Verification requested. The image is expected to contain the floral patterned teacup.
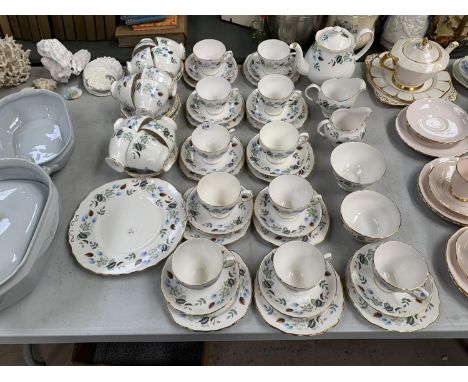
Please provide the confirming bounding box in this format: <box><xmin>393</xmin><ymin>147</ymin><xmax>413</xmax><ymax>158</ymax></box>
<box><xmin>268</xmin><ymin>175</ymin><xmax>322</xmax><ymax>220</ymax></box>
<box><xmin>113</xmin><ymin>115</ymin><xmax>152</xmax><ymax>132</ymax></box>
<box><xmin>140</xmin><ymin>116</ymin><xmax>177</xmax><ymax>153</ymax></box>
<box><xmin>196</xmin><ymin>172</ymin><xmax>253</xmax><ymax>219</ymax></box>
<box><xmin>127</xmin><ymin>47</ymin><xmax>153</xmax><ymax>75</ymax></box>
<box><xmin>193</xmin><ymin>39</ymin><xmax>233</xmax><ymax>76</ymax></box>
<box><xmin>141</xmin><ymin>67</ymin><xmax>177</xmax><ymax>98</ymax></box>
<box><xmin>259</xmin><ymin>121</ymin><xmax>309</xmax><ymax>164</ymax></box>
<box><xmin>257</xmin><ymin>74</ymin><xmax>301</xmax><ymax>116</ymax></box>
<box><xmin>151</xmin><ymin>45</ymin><xmax>182</xmax><ymax>78</ymax></box>
<box><xmin>171</xmin><ymin>238</ymin><xmax>236</xmax><ymax>289</ymax></box>
<box><xmin>133</xmin><ymin>79</ymin><xmax>170</xmax><ymax>118</ymax></box>
<box><xmin>125</xmin><ymin>130</ymin><xmax>170</xmax><ymax>174</ymax></box>
<box><xmin>106</xmin><ymin>126</ymin><xmax>138</xmax><ymax>173</ymax></box>
<box><xmin>190</xmin><ymin>122</ymin><xmax>235</xmax><ymax>164</ymax></box>
<box><xmin>257</xmin><ymin>39</ymin><xmax>296</xmax><ymax>75</ymax></box>
<box><xmin>195</xmin><ymin>76</ymin><xmax>239</xmax><ymax>115</ymax></box>
<box><xmin>156</xmin><ymin>36</ymin><xmax>186</xmax><ymax>60</ymax></box>
<box><xmin>304</xmin><ymin>77</ymin><xmax>366</xmax><ymax>117</ymax></box>
<box><xmin>110</xmin><ymin>73</ymin><xmax>141</xmax><ymax>112</ymax></box>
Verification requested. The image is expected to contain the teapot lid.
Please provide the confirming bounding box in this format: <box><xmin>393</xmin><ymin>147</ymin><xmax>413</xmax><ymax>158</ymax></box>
<box><xmin>401</xmin><ymin>37</ymin><xmax>442</xmax><ymax>64</ymax></box>
<box><xmin>316</xmin><ymin>26</ymin><xmax>354</xmax><ymax>51</ymax></box>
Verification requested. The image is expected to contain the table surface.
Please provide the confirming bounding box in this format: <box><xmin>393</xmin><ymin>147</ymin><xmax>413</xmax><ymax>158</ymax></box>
<box><xmin>0</xmin><ymin>63</ymin><xmax>467</xmax><ymax>344</ymax></box>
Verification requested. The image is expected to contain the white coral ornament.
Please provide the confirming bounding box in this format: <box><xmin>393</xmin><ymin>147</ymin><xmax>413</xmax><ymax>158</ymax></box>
<box><xmin>0</xmin><ymin>36</ymin><xmax>31</xmax><ymax>87</ymax></box>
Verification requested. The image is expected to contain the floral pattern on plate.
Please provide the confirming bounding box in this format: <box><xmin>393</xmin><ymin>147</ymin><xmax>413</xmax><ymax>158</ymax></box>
<box><xmin>184</xmin><ymin>53</ymin><xmax>239</xmax><ymax>84</ymax></box>
<box><xmin>254</xmin><ymin>268</ymin><xmax>344</xmax><ymax>336</ymax></box>
<box><xmin>254</xmin><ymin>187</ymin><xmax>322</xmax><ymax>238</ymax></box>
<box><xmin>246</xmin><ymin>90</ymin><xmax>307</xmax><ymax>130</ymax></box>
<box><xmin>167</xmin><ymin>251</ymin><xmax>252</xmax><ymax>332</ymax></box>
<box><xmin>183</xmin><ymin>220</ymin><xmax>251</xmax><ymax>245</ymax></box>
<box><xmin>346</xmin><ymin>263</ymin><xmax>440</xmax><ymax>332</ymax></box>
<box><xmin>161</xmin><ymin>254</ymin><xmax>239</xmax><ymax>315</ymax></box>
<box><xmin>68</xmin><ymin>178</ymin><xmax>186</xmax><ymax>275</ymax></box>
<box><xmin>253</xmin><ymin>198</ymin><xmax>329</xmax><ymax>246</ymax></box>
<box><xmin>186</xmin><ymin>187</ymin><xmax>253</xmax><ymax>235</ymax></box>
<box><xmin>350</xmin><ymin>244</ymin><xmax>433</xmax><ymax>317</ymax></box>
<box><xmin>243</xmin><ymin>53</ymin><xmax>300</xmax><ymax>87</ymax></box>
<box><xmin>258</xmin><ymin>250</ymin><xmax>336</xmax><ymax>318</ymax></box>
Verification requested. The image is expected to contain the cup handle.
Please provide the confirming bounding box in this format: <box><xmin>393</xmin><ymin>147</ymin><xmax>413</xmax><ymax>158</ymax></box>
<box><xmin>317</xmin><ymin>120</ymin><xmax>329</xmax><ymax>137</ymax></box>
<box><xmin>223</xmin><ymin>251</ymin><xmax>237</xmax><ymax>268</ymax></box>
<box><xmin>113</xmin><ymin>118</ymin><xmax>125</xmax><ymax>131</ymax></box>
<box><xmin>355</xmin><ymin>28</ymin><xmax>375</xmax><ymax>61</ymax></box>
<box><xmin>408</xmin><ymin>286</ymin><xmax>431</xmax><ymax>301</ymax></box>
<box><xmin>311</xmin><ymin>193</ymin><xmax>323</xmax><ymax>205</ymax></box>
<box><xmin>287</xmin><ymin>90</ymin><xmax>302</xmax><ymax>106</ymax></box>
<box><xmin>229</xmin><ymin>87</ymin><xmax>240</xmax><ymax>103</ymax></box>
<box><xmin>239</xmin><ymin>189</ymin><xmax>253</xmax><ymax>202</ymax></box>
<box><xmin>297</xmin><ymin>132</ymin><xmax>309</xmax><ymax>146</ymax></box>
<box><xmin>304</xmin><ymin>84</ymin><xmax>321</xmax><ymax>103</ymax></box>
<box><xmin>228</xmin><ymin>128</ymin><xmax>236</xmax><ymax>137</ymax></box>
<box><xmin>222</xmin><ymin>50</ymin><xmax>234</xmax><ymax>66</ymax></box>
<box><xmin>323</xmin><ymin>252</ymin><xmax>332</xmax><ymax>262</ymax></box>
<box><xmin>379</xmin><ymin>51</ymin><xmax>398</xmax><ymax>73</ymax></box>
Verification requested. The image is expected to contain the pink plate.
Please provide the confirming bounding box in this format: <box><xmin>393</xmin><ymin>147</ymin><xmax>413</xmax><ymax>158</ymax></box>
<box><xmin>455</xmin><ymin>229</ymin><xmax>468</xmax><ymax>277</ymax></box>
<box><xmin>446</xmin><ymin>228</ymin><xmax>468</xmax><ymax>298</ymax></box>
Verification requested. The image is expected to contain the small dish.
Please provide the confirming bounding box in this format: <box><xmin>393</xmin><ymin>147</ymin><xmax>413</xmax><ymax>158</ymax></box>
<box><xmin>161</xmin><ymin>252</ymin><xmax>239</xmax><ymax>315</ymax></box>
<box><xmin>183</xmin><ymin>220</ymin><xmax>250</xmax><ymax>245</ymax></box>
<box><xmin>185</xmin><ymin>187</ymin><xmax>252</xmax><ymax>235</ymax></box>
<box><xmin>83</xmin><ymin>57</ymin><xmax>124</xmax><ymax>97</ymax></box>
<box><xmin>184</xmin><ymin>53</ymin><xmax>238</xmax><ymax>85</ymax></box>
<box><xmin>455</xmin><ymin>229</ymin><xmax>468</xmax><ymax>277</ymax></box>
<box><xmin>243</xmin><ymin>52</ymin><xmax>300</xmax><ymax>87</ymax></box>
<box><xmin>446</xmin><ymin>228</ymin><xmax>468</xmax><ymax>298</ymax></box>
<box><xmin>330</xmin><ymin>142</ymin><xmax>386</xmax><ymax>192</ymax></box>
<box><xmin>406</xmin><ymin>98</ymin><xmax>468</xmax><ymax>144</ymax></box>
<box><xmin>167</xmin><ymin>251</ymin><xmax>252</xmax><ymax>332</ymax></box>
<box><xmin>254</xmin><ymin>187</ymin><xmax>322</xmax><ymax>238</ymax></box>
<box><xmin>341</xmin><ymin>190</ymin><xmax>401</xmax><ymax>243</ymax></box>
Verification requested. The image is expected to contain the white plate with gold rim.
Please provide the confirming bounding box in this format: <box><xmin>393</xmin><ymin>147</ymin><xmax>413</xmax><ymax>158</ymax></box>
<box><xmin>446</xmin><ymin>228</ymin><xmax>468</xmax><ymax>298</ymax></box>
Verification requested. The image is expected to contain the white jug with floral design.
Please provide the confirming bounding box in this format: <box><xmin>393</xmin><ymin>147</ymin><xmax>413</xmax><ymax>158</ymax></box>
<box><xmin>290</xmin><ymin>26</ymin><xmax>374</xmax><ymax>84</ymax></box>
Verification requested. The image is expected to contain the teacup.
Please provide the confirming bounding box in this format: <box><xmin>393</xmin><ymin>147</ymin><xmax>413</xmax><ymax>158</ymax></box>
<box><xmin>151</xmin><ymin>45</ymin><xmax>182</xmax><ymax>78</ymax></box>
<box><xmin>190</xmin><ymin>122</ymin><xmax>235</xmax><ymax>164</ymax></box>
<box><xmin>113</xmin><ymin>116</ymin><xmax>152</xmax><ymax>132</ymax></box>
<box><xmin>450</xmin><ymin>157</ymin><xmax>468</xmax><ymax>202</ymax></box>
<box><xmin>268</xmin><ymin>175</ymin><xmax>321</xmax><ymax>220</ymax></box>
<box><xmin>373</xmin><ymin>241</ymin><xmax>430</xmax><ymax>300</ymax></box>
<box><xmin>193</xmin><ymin>39</ymin><xmax>233</xmax><ymax>75</ymax></box>
<box><xmin>455</xmin><ymin>229</ymin><xmax>468</xmax><ymax>276</ymax></box>
<box><xmin>133</xmin><ymin>79</ymin><xmax>170</xmax><ymax>118</ymax></box>
<box><xmin>106</xmin><ymin>126</ymin><xmax>138</xmax><ymax>173</ymax></box>
<box><xmin>195</xmin><ymin>76</ymin><xmax>239</xmax><ymax>115</ymax></box>
<box><xmin>305</xmin><ymin>78</ymin><xmax>366</xmax><ymax>117</ymax></box>
<box><xmin>141</xmin><ymin>67</ymin><xmax>177</xmax><ymax>98</ymax></box>
<box><xmin>273</xmin><ymin>241</ymin><xmax>331</xmax><ymax>291</ymax></box>
<box><xmin>196</xmin><ymin>172</ymin><xmax>253</xmax><ymax>219</ymax></box>
<box><xmin>156</xmin><ymin>36</ymin><xmax>186</xmax><ymax>60</ymax></box>
<box><xmin>259</xmin><ymin>121</ymin><xmax>309</xmax><ymax>164</ymax></box>
<box><xmin>140</xmin><ymin>116</ymin><xmax>177</xmax><ymax>153</ymax></box>
<box><xmin>125</xmin><ymin>130</ymin><xmax>170</xmax><ymax>174</ymax></box>
<box><xmin>257</xmin><ymin>39</ymin><xmax>295</xmax><ymax>75</ymax></box>
<box><xmin>110</xmin><ymin>73</ymin><xmax>141</xmax><ymax>111</ymax></box>
<box><xmin>257</xmin><ymin>74</ymin><xmax>301</xmax><ymax>116</ymax></box>
<box><xmin>127</xmin><ymin>47</ymin><xmax>153</xmax><ymax>74</ymax></box>
<box><xmin>132</xmin><ymin>38</ymin><xmax>156</xmax><ymax>58</ymax></box>
<box><xmin>171</xmin><ymin>238</ymin><xmax>236</xmax><ymax>289</ymax></box>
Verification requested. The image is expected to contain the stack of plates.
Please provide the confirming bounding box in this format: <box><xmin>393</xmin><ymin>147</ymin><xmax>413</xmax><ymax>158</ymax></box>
<box><xmin>446</xmin><ymin>227</ymin><xmax>468</xmax><ymax>298</ymax></box>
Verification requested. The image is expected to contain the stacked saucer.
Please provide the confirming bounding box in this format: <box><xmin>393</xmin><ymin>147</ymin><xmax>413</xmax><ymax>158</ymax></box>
<box><xmin>446</xmin><ymin>227</ymin><xmax>468</xmax><ymax>298</ymax></box>
<box><xmin>247</xmin><ymin>122</ymin><xmax>314</xmax><ymax>182</ymax></box>
<box><xmin>253</xmin><ymin>175</ymin><xmax>329</xmax><ymax>246</ymax></box>
<box><xmin>183</xmin><ymin>172</ymin><xmax>253</xmax><ymax>244</ymax></box>
<box><xmin>255</xmin><ymin>242</ymin><xmax>344</xmax><ymax>336</ymax></box>
<box><xmin>179</xmin><ymin>122</ymin><xmax>244</xmax><ymax>181</ymax></box>
<box><xmin>452</xmin><ymin>56</ymin><xmax>468</xmax><ymax>89</ymax></box>
<box><xmin>161</xmin><ymin>239</ymin><xmax>251</xmax><ymax>332</ymax></box>
<box><xmin>185</xmin><ymin>76</ymin><xmax>244</xmax><ymax>129</ymax></box>
<box><xmin>346</xmin><ymin>241</ymin><xmax>440</xmax><ymax>332</ymax></box>
<box><xmin>183</xmin><ymin>39</ymin><xmax>238</xmax><ymax>87</ymax></box>
<box><xmin>418</xmin><ymin>157</ymin><xmax>468</xmax><ymax>226</ymax></box>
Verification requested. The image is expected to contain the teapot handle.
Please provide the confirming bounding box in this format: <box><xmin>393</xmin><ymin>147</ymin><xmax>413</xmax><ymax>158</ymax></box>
<box><xmin>379</xmin><ymin>52</ymin><xmax>398</xmax><ymax>73</ymax></box>
<box><xmin>354</xmin><ymin>28</ymin><xmax>375</xmax><ymax>61</ymax></box>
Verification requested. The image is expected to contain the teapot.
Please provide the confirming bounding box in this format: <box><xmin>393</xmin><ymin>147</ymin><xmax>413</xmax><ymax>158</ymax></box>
<box><xmin>379</xmin><ymin>37</ymin><xmax>459</xmax><ymax>90</ymax></box>
<box><xmin>290</xmin><ymin>26</ymin><xmax>374</xmax><ymax>84</ymax></box>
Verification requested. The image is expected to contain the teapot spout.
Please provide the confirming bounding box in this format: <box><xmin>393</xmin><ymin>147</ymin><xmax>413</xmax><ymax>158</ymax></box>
<box><xmin>289</xmin><ymin>42</ymin><xmax>309</xmax><ymax>76</ymax></box>
<box><xmin>445</xmin><ymin>40</ymin><xmax>459</xmax><ymax>55</ymax></box>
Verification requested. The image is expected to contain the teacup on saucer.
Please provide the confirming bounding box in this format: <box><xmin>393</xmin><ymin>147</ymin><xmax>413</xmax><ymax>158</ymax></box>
<box><xmin>190</xmin><ymin>122</ymin><xmax>235</xmax><ymax>164</ymax></box>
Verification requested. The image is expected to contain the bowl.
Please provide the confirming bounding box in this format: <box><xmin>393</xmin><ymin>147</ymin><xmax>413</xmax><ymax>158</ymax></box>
<box><xmin>330</xmin><ymin>142</ymin><xmax>386</xmax><ymax>192</ymax></box>
<box><xmin>0</xmin><ymin>89</ymin><xmax>74</xmax><ymax>174</ymax></box>
<box><xmin>340</xmin><ymin>190</ymin><xmax>401</xmax><ymax>243</ymax></box>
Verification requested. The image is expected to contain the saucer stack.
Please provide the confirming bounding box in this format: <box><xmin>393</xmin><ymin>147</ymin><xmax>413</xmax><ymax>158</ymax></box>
<box><xmin>254</xmin><ymin>242</ymin><xmax>344</xmax><ymax>336</ymax></box>
<box><xmin>446</xmin><ymin>227</ymin><xmax>468</xmax><ymax>298</ymax></box>
<box><xmin>346</xmin><ymin>241</ymin><xmax>440</xmax><ymax>332</ymax></box>
<box><xmin>452</xmin><ymin>56</ymin><xmax>468</xmax><ymax>89</ymax></box>
<box><xmin>396</xmin><ymin>98</ymin><xmax>468</xmax><ymax>158</ymax></box>
<box><xmin>161</xmin><ymin>239</ymin><xmax>252</xmax><ymax>332</ymax></box>
<box><xmin>253</xmin><ymin>175</ymin><xmax>329</xmax><ymax>246</ymax></box>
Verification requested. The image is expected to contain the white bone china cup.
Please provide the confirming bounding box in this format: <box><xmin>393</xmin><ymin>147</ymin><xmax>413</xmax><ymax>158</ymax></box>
<box><xmin>106</xmin><ymin>126</ymin><xmax>138</xmax><ymax>173</ymax></box>
<box><xmin>195</xmin><ymin>76</ymin><xmax>239</xmax><ymax>115</ymax></box>
<box><xmin>133</xmin><ymin>79</ymin><xmax>170</xmax><ymax>118</ymax></box>
<box><xmin>125</xmin><ymin>130</ymin><xmax>170</xmax><ymax>174</ymax></box>
<box><xmin>257</xmin><ymin>39</ymin><xmax>295</xmax><ymax>75</ymax></box>
<box><xmin>193</xmin><ymin>39</ymin><xmax>233</xmax><ymax>75</ymax></box>
<box><xmin>257</xmin><ymin>74</ymin><xmax>301</xmax><ymax>116</ymax></box>
<box><xmin>190</xmin><ymin>122</ymin><xmax>235</xmax><ymax>164</ymax></box>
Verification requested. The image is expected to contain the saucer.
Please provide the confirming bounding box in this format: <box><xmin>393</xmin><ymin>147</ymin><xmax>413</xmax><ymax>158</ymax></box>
<box><xmin>183</xmin><ymin>220</ymin><xmax>250</xmax><ymax>245</ymax></box>
<box><xmin>247</xmin><ymin>135</ymin><xmax>314</xmax><ymax>178</ymax></box>
<box><xmin>428</xmin><ymin>157</ymin><xmax>468</xmax><ymax>216</ymax></box>
<box><xmin>68</xmin><ymin>178</ymin><xmax>187</xmax><ymax>275</ymax></box>
<box><xmin>121</xmin><ymin>94</ymin><xmax>181</xmax><ymax>121</ymax></box>
<box><xmin>346</xmin><ymin>262</ymin><xmax>440</xmax><ymax>332</ymax></box>
<box><xmin>161</xmin><ymin>252</ymin><xmax>239</xmax><ymax>315</ymax></box>
<box><xmin>253</xmin><ymin>198</ymin><xmax>329</xmax><ymax>246</ymax></box>
<box><xmin>365</xmin><ymin>53</ymin><xmax>457</xmax><ymax>106</ymax></box>
<box><xmin>184</xmin><ymin>53</ymin><xmax>239</xmax><ymax>85</ymax></box>
<box><xmin>350</xmin><ymin>243</ymin><xmax>433</xmax><ymax>317</ymax></box>
<box><xmin>395</xmin><ymin>108</ymin><xmax>468</xmax><ymax>158</ymax></box>
<box><xmin>246</xmin><ymin>90</ymin><xmax>308</xmax><ymax>129</ymax></box>
<box><xmin>167</xmin><ymin>251</ymin><xmax>252</xmax><ymax>332</ymax></box>
<box><xmin>185</xmin><ymin>91</ymin><xmax>244</xmax><ymax>129</ymax></box>
<box><xmin>254</xmin><ymin>187</ymin><xmax>322</xmax><ymax>238</ymax></box>
<box><xmin>179</xmin><ymin>153</ymin><xmax>244</xmax><ymax>181</ymax></box>
<box><xmin>418</xmin><ymin>157</ymin><xmax>468</xmax><ymax>226</ymax></box>
<box><xmin>258</xmin><ymin>250</ymin><xmax>336</xmax><ymax>318</ymax></box>
<box><xmin>186</xmin><ymin>187</ymin><xmax>253</xmax><ymax>235</ymax></box>
<box><xmin>446</xmin><ymin>228</ymin><xmax>468</xmax><ymax>298</ymax></box>
<box><xmin>243</xmin><ymin>52</ymin><xmax>300</xmax><ymax>87</ymax></box>
<box><xmin>254</xmin><ymin>268</ymin><xmax>344</xmax><ymax>336</ymax></box>
<box><xmin>179</xmin><ymin>136</ymin><xmax>244</xmax><ymax>178</ymax></box>
<box><xmin>453</xmin><ymin>59</ymin><xmax>468</xmax><ymax>90</ymax></box>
